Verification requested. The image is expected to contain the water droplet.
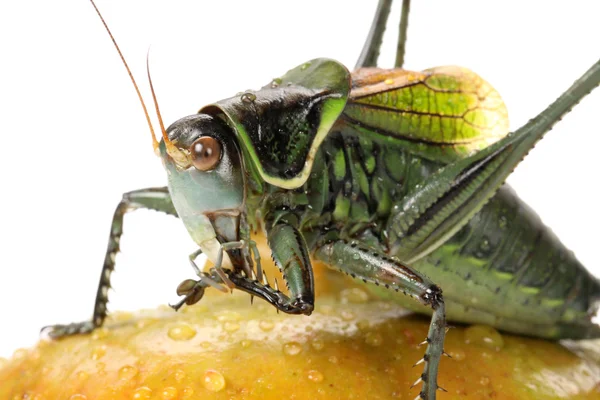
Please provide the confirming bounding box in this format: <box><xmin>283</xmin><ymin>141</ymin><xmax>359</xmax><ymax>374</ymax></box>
<box><xmin>182</xmin><ymin>387</ymin><xmax>195</xmax><ymax>398</ymax></box>
<box><xmin>319</xmin><ymin>305</ymin><xmax>334</xmax><ymax>315</ymax></box>
<box><xmin>91</xmin><ymin>345</ymin><xmax>107</xmax><ymax>360</ymax></box>
<box><xmin>480</xmin><ymin>376</ymin><xmax>490</xmax><ymax>386</ymax></box>
<box><xmin>311</xmin><ymin>339</ymin><xmax>325</xmax><ymax>351</ymax></box>
<box><xmin>203</xmin><ymin>369</ymin><xmax>226</xmax><ymax>392</ymax></box>
<box><xmin>215</xmin><ymin>311</ymin><xmax>242</xmax><ymax>322</ymax></box>
<box><xmin>241</xmin><ymin>92</ymin><xmax>256</xmax><ymax>103</ymax></box>
<box><xmin>91</xmin><ymin>328</ymin><xmax>109</xmax><ymax>340</ymax></box>
<box><xmin>498</xmin><ymin>215</ymin><xmax>508</xmax><ymax>229</ymax></box>
<box><xmin>271</xmin><ymin>78</ymin><xmax>282</xmax><ymax>88</ymax></box>
<box><xmin>340</xmin><ymin>288</ymin><xmax>369</xmax><ymax>304</ymax></box>
<box><xmin>464</xmin><ymin>325</ymin><xmax>504</xmax><ymax>350</ymax></box>
<box><xmin>365</xmin><ymin>332</ymin><xmax>383</xmax><ymax>347</ymax></box>
<box><xmin>132</xmin><ymin>387</ymin><xmax>152</xmax><ymax>400</ymax></box>
<box><xmin>174</xmin><ymin>369</ymin><xmax>186</xmax><ymax>383</ymax></box>
<box><xmin>69</xmin><ymin>395</ymin><xmax>87</xmax><ymax>400</ymax></box>
<box><xmin>352</xmin><ymin>253</ymin><xmax>360</xmax><ymax>260</ymax></box>
<box><xmin>283</xmin><ymin>342</ymin><xmax>303</xmax><ymax>356</ymax></box>
<box><xmin>340</xmin><ymin>310</ymin><xmax>355</xmax><ymax>321</ymax></box>
<box><xmin>448</xmin><ymin>348</ymin><xmax>466</xmax><ymax>361</ymax></box>
<box><xmin>259</xmin><ymin>320</ymin><xmax>275</xmax><ymax>332</ymax></box>
<box><xmin>356</xmin><ymin>319</ymin><xmax>370</xmax><ymax>330</ymax></box>
<box><xmin>328</xmin><ymin>355</ymin><xmax>338</xmax><ymax>364</ymax></box>
<box><xmin>168</xmin><ymin>324</ymin><xmax>197</xmax><ymax>341</ymax></box>
<box><xmin>200</xmin><ymin>341</ymin><xmax>213</xmax><ymax>349</ymax></box>
<box><xmin>301</xmin><ymin>62</ymin><xmax>311</xmax><ymax>70</ymax></box>
<box><xmin>480</xmin><ymin>238</ymin><xmax>490</xmax><ymax>252</ymax></box>
<box><xmin>161</xmin><ymin>387</ymin><xmax>178</xmax><ymax>400</ymax></box>
<box><xmin>384</xmin><ymin>78</ymin><xmax>394</xmax><ymax>85</ymax></box>
<box><xmin>76</xmin><ymin>371</ymin><xmax>88</xmax><ymax>381</ymax></box>
<box><xmin>223</xmin><ymin>321</ymin><xmax>240</xmax><ymax>333</ymax></box>
<box><xmin>307</xmin><ymin>369</ymin><xmax>324</xmax><ymax>383</ymax></box>
<box><xmin>118</xmin><ymin>365</ymin><xmax>138</xmax><ymax>381</ymax></box>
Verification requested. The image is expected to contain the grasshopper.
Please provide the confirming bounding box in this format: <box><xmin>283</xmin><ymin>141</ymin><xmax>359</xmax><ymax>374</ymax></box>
<box><xmin>3</xmin><ymin>0</ymin><xmax>597</xmax><ymax>398</ymax></box>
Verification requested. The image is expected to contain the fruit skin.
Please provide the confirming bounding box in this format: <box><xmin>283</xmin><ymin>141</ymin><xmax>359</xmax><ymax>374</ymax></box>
<box><xmin>2</xmin><ymin>241</ymin><xmax>600</xmax><ymax>399</ymax></box>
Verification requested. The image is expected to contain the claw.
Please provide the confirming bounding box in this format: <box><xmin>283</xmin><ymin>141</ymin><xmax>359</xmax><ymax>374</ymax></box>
<box><xmin>262</xmin><ymin>271</ymin><xmax>269</xmax><ymax>286</ymax></box>
<box><xmin>250</xmin><ymin>295</ymin><xmax>254</xmax><ymax>305</ymax></box>
<box><xmin>438</xmin><ymin>385</ymin><xmax>448</xmax><ymax>392</ymax></box>
<box><xmin>214</xmin><ymin>268</ymin><xmax>235</xmax><ymax>291</ymax></box>
<box><xmin>442</xmin><ymin>350</ymin><xmax>452</xmax><ymax>358</ymax></box>
<box><xmin>274</xmin><ymin>277</ymin><xmax>280</xmax><ymax>292</ymax></box>
<box><xmin>418</xmin><ymin>338</ymin><xmax>429</xmax><ymax>347</ymax></box>
<box><xmin>250</xmin><ymin>268</ymin><xmax>257</xmax><ymax>281</ymax></box>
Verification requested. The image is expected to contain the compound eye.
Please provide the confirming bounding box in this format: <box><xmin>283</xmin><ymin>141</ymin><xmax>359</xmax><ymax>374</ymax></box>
<box><xmin>190</xmin><ymin>136</ymin><xmax>222</xmax><ymax>171</ymax></box>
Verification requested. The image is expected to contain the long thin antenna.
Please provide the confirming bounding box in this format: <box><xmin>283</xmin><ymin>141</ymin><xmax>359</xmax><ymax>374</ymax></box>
<box><xmin>146</xmin><ymin>51</ymin><xmax>187</xmax><ymax>163</ymax></box>
<box><xmin>89</xmin><ymin>0</ymin><xmax>160</xmax><ymax>153</ymax></box>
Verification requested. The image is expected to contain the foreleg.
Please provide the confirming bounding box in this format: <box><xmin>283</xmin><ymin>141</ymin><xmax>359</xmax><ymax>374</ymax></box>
<box><xmin>43</xmin><ymin>187</ymin><xmax>177</xmax><ymax>338</ymax></box>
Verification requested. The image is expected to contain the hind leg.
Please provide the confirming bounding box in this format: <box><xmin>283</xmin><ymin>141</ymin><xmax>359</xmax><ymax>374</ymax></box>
<box><xmin>315</xmin><ymin>239</ymin><xmax>447</xmax><ymax>400</ymax></box>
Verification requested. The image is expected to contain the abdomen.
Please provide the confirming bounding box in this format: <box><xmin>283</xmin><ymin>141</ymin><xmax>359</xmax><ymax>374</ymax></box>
<box><xmin>389</xmin><ymin>185</ymin><xmax>600</xmax><ymax>339</ymax></box>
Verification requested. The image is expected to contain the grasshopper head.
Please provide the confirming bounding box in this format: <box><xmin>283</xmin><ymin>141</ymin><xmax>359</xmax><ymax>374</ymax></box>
<box><xmin>159</xmin><ymin>114</ymin><xmax>245</xmax><ymax>269</ymax></box>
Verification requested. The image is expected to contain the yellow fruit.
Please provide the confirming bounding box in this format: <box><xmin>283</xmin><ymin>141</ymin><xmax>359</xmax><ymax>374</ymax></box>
<box><xmin>1</xmin><ymin>238</ymin><xmax>599</xmax><ymax>399</ymax></box>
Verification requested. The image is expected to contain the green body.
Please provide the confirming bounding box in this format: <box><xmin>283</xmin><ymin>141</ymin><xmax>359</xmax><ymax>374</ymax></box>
<box><xmin>242</xmin><ymin>66</ymin><xmax>599</xmax><ymax>340</ymax></box>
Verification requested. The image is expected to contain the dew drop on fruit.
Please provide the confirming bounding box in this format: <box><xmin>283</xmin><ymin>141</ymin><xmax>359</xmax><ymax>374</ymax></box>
<box><xmin>340</xmin><ymin>288</ymin><xmax>369</xmax><ymax>304</ymax></box>
<box><xmin>174</xmin><ymin>369</ymin><xmax>186</xmax><ymax>383</ymax></box>
<box><xmin>203</xmin><ymin>369</ymin><xmax>226</xmax><ymax>392</ymax></box>
<box><xmin>311</xmin><ymin>339</ymin><xmax>325</xmax><ymax>351</ymax></box>
<box><xmin>283</xmin><ymin>341</ymin><xmax>303</xmax><ymax>356</ymax></box>
<box><xmin>365</xmin><ymin>332</ymin><xmax>384</xmax><ymax>347</ymax></box>
<box><xmin>132</xmin><ymin>387</ymin><xmax>152</xmax><ymax>400</ymax></box>
<box><xmin>464</xmin><ymin>325</ymin><xmax>504</xmax><ymax>350</ymax></box>
<box><xmin>223</xmin><ymin>321</ymin><xmax>240</xmax><ymax>333</ymax></box>
<box><xmin>307</xmin><ymin>369</ymin><xmax>325</xmax><ymax>383</ymax></box>
<box><xmin>118</xmin><ymin>365</ymin><xmax>138</xmax><ymax>381</ymax></box>
<box><xmin>182</xmin><ymin>387</ymin><xmax>195</xmax><ymax>398</ymax></box>
<box><xmin>91</xmin><ymin>345</ymin><xmax>107</xmax><ymax>360</ymax></box>
<box><xmin>340</xmin><ymin>310</ymin><xmax>355</xmax><ymax>321</ymax></box>
<box><xmin>168</xmin><ymin>324</ymin><xmax>197</xmax><ymax>341</ymax></box>
<box><xmin>161</xmin><ymin>387</ymin><xmax>178</xmax><ymax>400</ymax></box>
<box><xmin>259</xmin><ymin>320</ymin><xmax>275</xmax><ymax>332</ymax></box>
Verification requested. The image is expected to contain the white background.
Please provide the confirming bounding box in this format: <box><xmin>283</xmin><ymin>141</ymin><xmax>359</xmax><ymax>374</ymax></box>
<box><xmin>0</xmin><ymin>0</ymin><xmax>598</xmax><ymax>358</ymax></box>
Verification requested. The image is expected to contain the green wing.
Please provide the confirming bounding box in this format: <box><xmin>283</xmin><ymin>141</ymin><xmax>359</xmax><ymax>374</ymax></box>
<box><xmin>201</xmin><ymin>59</ymin><xmax>350</xmax><ymax>189</ymax></box>
<box><xmin>342</xmin><ymin>66</ymin><xmax>509</xmax><ymax>163</ymax></box>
